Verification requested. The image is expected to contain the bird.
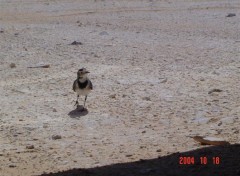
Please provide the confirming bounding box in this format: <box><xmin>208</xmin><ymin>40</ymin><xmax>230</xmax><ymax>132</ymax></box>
<box><xmin>72</xmin><ymin>68</ymin><xmax>93</xmax><ymax>109</ymax></box>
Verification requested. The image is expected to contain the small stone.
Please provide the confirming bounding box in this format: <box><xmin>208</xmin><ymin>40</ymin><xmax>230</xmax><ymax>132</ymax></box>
<box><xmin>208</xmin><ymin>89</ymin><xmax>222</xmax><ymax>94</ymax></box>
<box><xmin>200</xmin><ymin>78</ymin><xmax>205</xmax><ymax>81</ymax></box>
<box><xmin>122</xmin><ymin>94</ymin><xmax>127</xmax><ymax>98</ymax></box>
<box><xmin>109</xmin><ymin>94</ymin><xmax>116</xmax><ymax>99</ymax></box>
<box><xmin>142</xmin><ymin>130</ymin><xmax>146</xmax><ymax>133</ymax></box>
<box><xmin>216</xmin><ymin>129</ymin><xmax>223</xmax><ymax>134</ymax></box>
<box><xmin>9</xmin><ymin>164</ymin><xmax>16</xmax><ymax>168</ymax></box>
<box><xmin>52</xmin><ymin>108</ymin><xmax>57</xmax><ymax>112</ymax></box>
<box><xmin>125</xmin><ymin>154</ymin><xmax>133</xmax><ymax>157</ymax></box>
<box><xmin>226</xmin><ymin>13</ymin><xmax>236</xmax><ymax>17</ymax></box>
<box><xmin>70</xmin><ymin>41</ymin><xmax>82</xmax><ymax>45</ymax></box>
<box><xmin>26</xmin><ymin>145</ymin><xmax>34</xmax><ymax>149</ymax></box>
<box><xmin>93</xmin><ymin>54</ymin><xmax>99</xmax><ymax>58</ymax></box>
<box><xmin>52</xmin><ymin>135</ymin><xmax>62</xmax><ymax>140</ymax></box>
<box><xmin>234</xmin><ymin>130</ymin><xmax>239</xmax><ymax>134</ymax></box>
<box><xmin>10</xmin><ymin>63</ymin><xmax>16</xmax><ymax>68</ymax></box>
<box><xmin>160</xmin><ymin>78</ymin><xmax>167</xmax><ymax>83</ymax></box>
<box><xmin>142</xmin><ymin>97</ymin><xmax>151</xmax><ymax>101</ymax></box>
<box><xmin>156</xmin><ymin>149</ymin><xmax>161</xmax><ymax>152</ymax></box>
<box><xmin>212</xmin><ymin>71</ymin><xmax>220</xmax><ymax>75</ymax></box>
<box><xmin>0</xmin><ymin>30</ymin><xmax>4</xmax><ymax>33</ymax></box>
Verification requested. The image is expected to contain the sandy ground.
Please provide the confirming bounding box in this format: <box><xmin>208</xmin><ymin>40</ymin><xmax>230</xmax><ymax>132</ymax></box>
<box><xmin>0</xmin><ymin>0</ymin><xmax>240</xmax><ymax>175</ymax></box>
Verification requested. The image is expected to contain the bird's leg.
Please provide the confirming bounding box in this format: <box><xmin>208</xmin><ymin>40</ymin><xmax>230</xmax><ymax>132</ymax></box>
<box><xmin>74</xmin><ymin>95</ymin><xmax>79</xmax><ymax>106</ymax></box>
<box><xmin>83</xmin><ymin>95</ymin><xmax>88</xmax><ymax>108</ymax></box>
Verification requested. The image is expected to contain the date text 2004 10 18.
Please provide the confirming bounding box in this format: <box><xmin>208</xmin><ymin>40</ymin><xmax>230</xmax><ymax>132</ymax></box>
<box><xmin>179</xmin><ymin>156</ymin><xmax>220</xmax><ymax>165</ymax></box>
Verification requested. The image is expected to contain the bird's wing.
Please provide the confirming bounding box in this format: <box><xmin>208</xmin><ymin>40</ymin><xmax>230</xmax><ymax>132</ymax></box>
<box><xmin>73</xmin><ymin>80</ymin><xmax>77</xmax><ymax>92</ymax></box>
<box><xmin>88</xmin><ymin>80</ymin><xmax>93</xmax><ymax>90</ymax></box>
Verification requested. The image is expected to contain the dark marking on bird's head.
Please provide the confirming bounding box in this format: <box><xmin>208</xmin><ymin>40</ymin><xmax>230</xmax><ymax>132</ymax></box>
<box><xmin>77</xmin><ymin>68</ymin><xmax>90</xmax><ymax>78</ymax></box>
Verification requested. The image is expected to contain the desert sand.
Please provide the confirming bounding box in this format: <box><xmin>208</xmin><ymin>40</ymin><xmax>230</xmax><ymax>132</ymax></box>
<box><xmin>0</xmin><ymin>0</ymin><xmax>239</xmax><ymax>176</ymax></box>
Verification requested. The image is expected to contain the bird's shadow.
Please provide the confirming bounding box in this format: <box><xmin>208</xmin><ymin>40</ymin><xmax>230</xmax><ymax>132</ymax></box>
<box><xmin>68</xmin><ymin>105</ymin><xmax>88</xmax><ymax>118</ymax></box>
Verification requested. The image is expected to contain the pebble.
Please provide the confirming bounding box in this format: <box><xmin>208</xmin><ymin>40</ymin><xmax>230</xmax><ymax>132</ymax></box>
<box><xmin>212</xmin><ymin>71</ymin><xmax>220</xmax><ymax>75</ymax></box>
<box><xmin>9</xmin><ymin>164</ymin><xmax>16</xmax><ymax>168</ymax></box>
<box><xmin>70</xmin><ymin>41</ymin><xmax>82</xmax><ymax>45</ymax></box>
<box><xmin>156</xmin><ymin>149</ymin><xmax>162</xmax><ymax>152</ymax></box>
<box><xmin>52</xmin><ymin>108</ymin><xmax>57</xmax><ymax>112</ymax></box>
<box><xmin>125</xmin><ymin>154</ymin><xmax>133</xmax><ymax>157</ymax></box>
<box><xmin>122</xmin><ymin>94</ymin><xmax>127</xmax><ymax>98</ymax></box>
<box><xmin>142</xmin><ymin>97</ymin><xmax>151</xmax><ymax>101</ymax></box>
<box><xmin>109</xmin><ymin>94</ymin><xmax>116</xmax><ymax>99</ymax></box>
<box><xmin>43</xmin><ymin>124</ymin><xmax>48</xmax><ymax>128</ymax></box>
<box><xmin>226</xmin><ymin>13</ymin><xmax>236</xmax><ymax>17</ymax></box>
<box><xmin>26</xmin><ymin>145</ymin><xmax>35</xmax><ymax>149</ymax></box>
<box><xmin>234</xmin><ymin>130</ymin><xmax>239</xmax><ymax>134</ymax></box>
<box><xmin>52</xmin><ymin>135</ymin><xmax>62</xmax><ymax>140</ymax></box>
<box><xmin>208</xmin><ymin>89</ymin><xmax>222</xmax><ymax>94</ymax></box>
<box><xmin>160</xmin><ymin>78</ymin><xmax>167</xmax><ymax>83</ymax></box>
<box><xmin>10</xmin><ymin>63</ymin><xmax>16</xmax><ymax>68</ymax></box>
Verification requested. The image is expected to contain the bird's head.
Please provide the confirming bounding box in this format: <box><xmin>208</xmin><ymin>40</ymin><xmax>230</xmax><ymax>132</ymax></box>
<box><xmin>77</xmin><ymin>68</ymin><xmax>90</xmax><ymax>79</ymax></box>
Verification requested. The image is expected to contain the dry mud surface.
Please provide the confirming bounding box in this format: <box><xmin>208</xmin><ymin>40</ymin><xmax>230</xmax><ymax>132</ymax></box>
<box><xmin>0</xmin><ymin>0</ymin><xmax>240</xmax><ymax>176</ymax></box>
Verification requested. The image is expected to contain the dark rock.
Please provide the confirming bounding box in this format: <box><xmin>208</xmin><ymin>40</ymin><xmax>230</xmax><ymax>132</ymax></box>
<box><xmin>208</xmin><ymin>89</ymin><xmax>222</xmax><ymax>94</ymax></box>
<box><xmin>52</xmin><ymin>135</ymin><xmax>62</xmax><ymax>140</ymax></box>
<box><xmin>10</xmin><ymin>63</ymin><xmax>16</xmax><ymax>68</ymax></box>
<box><xmin>9</xmin><ymin>164</ymin><xmax>16</xmax><ymax>168</ymax></box>
<box><xmin>226</xmin><ymin>13</ymin><xmax>236</xmax><ymax>17</ymax></box>
<box><xmin>109</xmin><ymin>94</ymin><xmax>116</xmax><ymax>99</ymax></box>
<box><xmin>70</xmin><ymin>41</ymin><xmax>82</xmax><ymax>45</ymax></box>
<box><xmin>142</xmin><ymin>97</ymin><xmax>151</xmax><ymax>101</ymax></box>
<box><xmin>26</xmin><ymin>145</ymin><xmax>35</xmax><ymax>149</ymax></box>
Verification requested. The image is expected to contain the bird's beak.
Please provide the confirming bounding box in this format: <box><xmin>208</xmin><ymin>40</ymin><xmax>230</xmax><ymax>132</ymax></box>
<box><xmin>86</xmin><ymin>71</ymin><xmax>90</xmax><ymax>73</ymax></box>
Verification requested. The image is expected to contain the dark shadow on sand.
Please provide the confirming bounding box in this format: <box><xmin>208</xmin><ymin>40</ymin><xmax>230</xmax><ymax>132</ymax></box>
<box><xmin>68</xmin><ymin>105</ymin><xmax>88</xmax><ymax>118</ymax></box>
<box><xmin>39</xmin><ymin>144</ymin><xmax>240</xmax><ymax>176</ymax></box>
